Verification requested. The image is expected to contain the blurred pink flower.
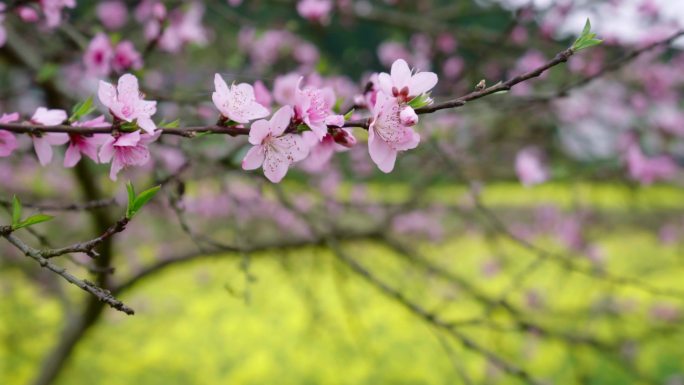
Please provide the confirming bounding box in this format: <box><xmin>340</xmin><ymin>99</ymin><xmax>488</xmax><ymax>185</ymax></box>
<box><xmin>98</xmin><ymin>74</ymin><xmax>157</xmax><ymax>133</ymax></box>
<box><xmin>0</xmin><ymin>113</ymin><xmax>20</xmax><ymax>157</ymax></box>
<box><xmin>112</xmin><ymin>41</ymin><xmax>143</xmax><ymax>73</ymax></box>
<box><xmin>515</xmin><ymin>146</ymin><xmax>549</xmax><ymax>187</ymax></box>
<box><xmin>97</xmin><ymin>1</ymin><xmax>128</xmax><ymax>30</ymax></box>
<box><xmin>41</xmin><ymin>0</ymin><xmax>76</xmax><ymax>28</ymax></box>
<box><xmin>157</xmin><ymin>2</ymin><xmax>208</xmax><ymax>53</ymax></box>
<box><xmin>368</xmin><ymin>92</ymin><xmax>420</xmax><ymax>173</ymax></box>
<box><xmin>253</xmin><ymin>80</ymin><xmax>273</xmax><ymax>109</ymax></box>
<box><xmin>84</xmin><ymin>33</ymin><xmax>114</xmax><ymax>77</ymax></box>
<box><xmin>242</xmin><ymin>106</ymin><xmax>308</xmax><ymax>183</ymax></box>
<box><xmin>377</xmin><ymin>59</ymin><xmax>438</xmax><ymax>103</ymax></box>
<box><xmin>273</xmin><ymin>73</ymin><xmax>301</xmax><ymax>106</ymax></box>
<box><xmin>212</xmin><ymin>74</ymin><xmax>270</xmax><ymax>123</ymax></box>
<box><xmin>297</xmin><ymin>0</ymin><xmax>333</xmax><ymax>25</ymax></box>
<box><xmin>626</xmin><ymin>145</ymin><xmax>678</xmax><ymax>185</ymax></box>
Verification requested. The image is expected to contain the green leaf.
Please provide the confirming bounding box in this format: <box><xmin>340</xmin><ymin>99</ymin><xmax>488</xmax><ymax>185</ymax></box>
<box><xmin>69</xmin><ymin>96</ymin><xmax>95</xmax><ymax>122</ymax></box>
<box><xmin>14</xmin><ymin>214</ymin><xmax>54</xmax><ymax>230</ymax></box>
<box><xmin>36</xmin><ymin>63</ymin><xmax>59</xmax><ymax>83</ymax></box>
<box><xmin>126</xmin><ymin>182</ymin><xmax>136</xmax><ymax>219</ymax></box>
<box><xmin>572</xmin><ymin>18</ymin><xmax>603</xmax><ymax>52</ymax></box>
<box><xmin>408</xmin><ymin>93</ymin><xmax>432</xmax><ymax>109</ymax></box>
<box><xmin>159</xmin><ymin>118</ymin><xmax>181</xmax><ymax>128</ymax></box>
<box><xmin>343</xmin><ymin>109</ymin><xmax>355</xmax><ymax>121</ymax></box>
<box><xmin>11</xmin><ymin>196</ymin><xmax>21</xmax><ymax>227</ymax></box>
<box><xmin>129</xmin><ymin>185</ymin><xmax>161</xmax><ymax>218</ymax></box>
<box><xmin>296</xmin><ymin>124</ymin><xmax>310</xmax><ymax>133</ymax></box>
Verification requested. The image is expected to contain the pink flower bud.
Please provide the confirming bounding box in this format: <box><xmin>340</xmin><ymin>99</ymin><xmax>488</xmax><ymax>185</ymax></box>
<box><xmin>324</xmin><ymin>114</ymin><xmax>345</xmax><ymax>127</ymax></box>
<box><xmin>332</xmin><ymin>128</ymin><xmax>357</xmax><ymax>148</ymax></box>
<box><xmin>400</xmin><ymin>106</ymin><xmax>418</xmax><ymax>126</ymax></box>
<box><xmin>18</xmin><ymin>7</ymin><xmax>39</xmax><ymax>22</ymax></box>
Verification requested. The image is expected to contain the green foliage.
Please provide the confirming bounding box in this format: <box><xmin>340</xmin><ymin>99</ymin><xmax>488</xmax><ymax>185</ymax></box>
<box><xmin>158</xmin><ymin>118</ymin><xmax>181</xmax><ymax>129</ymax></box>
<box><xmin>10</xmin><ymin>196</ymin><xmax>54</xmax><ymax>231</ymax></box>
<box><xmin>69</xmin><ymin>97</ymin><xmax>96</xmax><ymax>123</ymax></box>
<box><xmin>572</xmin><ymin>19</ymin><xmax>603</xmax><ymax>52</ymax></box>
<box><xmin>126</xmin><ymin>182</ymin><xmax>161</xmax><ymax>219</ymax></box>
<box><xmin>407</xmin><ymin>93</ymin><xmax>432</xmax><ymax>109</ymax></box>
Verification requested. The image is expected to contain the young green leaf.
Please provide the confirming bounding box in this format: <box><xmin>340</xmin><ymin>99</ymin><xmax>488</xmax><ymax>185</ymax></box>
<box><xmin>11</xmin><ymin>196</ymin><xmax>21</xmax><ymax>227</ymax></box>
<box><xmin>129</xmin><ymin>185</ymin><xmax>161</xmax><ymax>218</ymax></box>
<box><xmin>572</xmin><ymin>18</ymin><xmax>603</xmax><ymax>52</ymax></box>
<box><xmin>343</xmin><ymin>109</ymin><xmax>355</xmax><ymax>121</ymax></box>
<box><xmin>408</xmin><ymin>93</ymin><xmax>432</xmax><ymax>109</ymax></box>
<box><xmin>14</xmin><ymin>214</ymin><xmax>54</xmax><ymax>230</ymax></box>
<box><xmin>126</xmin><ymin>182</ymin><xmax>136</xmax><ymax>218</ymax></box>
<box><xmin>69</xmin><ymin>96</ymin><xmax>96</xmax><ymax>122</ymax></box>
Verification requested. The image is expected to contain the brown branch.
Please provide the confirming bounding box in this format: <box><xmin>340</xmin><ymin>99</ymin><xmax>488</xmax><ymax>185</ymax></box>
<box><xmin>1</xmin><ymin>231</ymin><xmax>134</xmax><ymax>315</ymax></box>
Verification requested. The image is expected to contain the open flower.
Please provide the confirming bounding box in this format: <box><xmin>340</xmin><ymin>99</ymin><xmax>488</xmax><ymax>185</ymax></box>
<box><xmin>84</xmin><ymin>33</ymin><xmax>114</xmax><ymax>77</ymax></box>
<box><xmin>515</xmin><ymin>146</ymin><xmax>549</xmax><ymax>187</ymax></box>
<box><xmin>367</xmin><ymin>92</ymin><xmax>420</xmax><ymax>173</ymax></box>
<box><xmin>99</xmin><ymin>130</ymin><xmax>159</xmax><ymax>181</ymax></box>
<box><xmin>377</xmin><ymin>58</ymin><xmax>438</xmax><ymax>103</ymax></box>
<box><xmin>64</xmin><ymin>116</ymin><xmax>109</xmax><ymax>168</ymax></box>
<box><xmin>242</xmin><ymin>106</ymin><xmax>308</xmax><ymax>183</ymax></box>
<box><xmin>30</xmin><ymin>107</ymin><xmax>69</xmax><ymax>166</ymax></box>
<box><xmin>300</xmin><ymin>127</ymin><xmax>355</xmax><ymax>173</ymax></box>
<box><xmin>212</xmin><ymin>74</ymin><xmax>270</xmax><ymax>124</ymax></box>
<box><xmin>0</xmin><ymin>112</ymin><xmax>20</xmax><ymax>157</ymax></box>
<box><xmin>294</xmin><ymin>79</ymin><xmax>338</xmax><ymax>140</ymax></box>
<box><xmin>98</xmin><ymin>73</ymin><xmax>157</xmax><ymax>133</ymax></box>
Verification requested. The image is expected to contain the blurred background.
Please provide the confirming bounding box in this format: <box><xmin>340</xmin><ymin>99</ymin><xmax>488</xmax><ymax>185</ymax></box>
<box><xmin>2</xmin><ymin>0</ymin><xmax>684</xmax><ymax>384</ymax></box>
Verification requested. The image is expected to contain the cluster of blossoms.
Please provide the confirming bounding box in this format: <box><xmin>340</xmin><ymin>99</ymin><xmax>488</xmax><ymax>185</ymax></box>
<box><xmin>0</xmin><ymin>59</ymin><xmax>437</xmax><ymax>184</ymax></box>
<box><xmin>84</xmin><ymin>33</ymin><xmax>143</xmax><ymax>78</ymax></box>
<box><xmin>0</xmin><ymin>0</ymin><xmax>75</xmax><ymax>46</ymax></box>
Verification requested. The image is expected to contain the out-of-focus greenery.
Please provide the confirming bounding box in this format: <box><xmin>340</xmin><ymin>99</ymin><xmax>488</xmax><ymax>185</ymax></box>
<box><xmin>2</xmin><ymin>183</ymin><xmax>684</xmax><ymax>385</ymax></box>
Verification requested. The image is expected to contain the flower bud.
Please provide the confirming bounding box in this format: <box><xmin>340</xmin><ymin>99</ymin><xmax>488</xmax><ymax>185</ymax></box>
<box><xmin>324</xmin><ymin>114</ymin><xmax>345</xmax><ymax>127</ymax></box>
<box><xmin>332</xmin><ymin>128</ymin><xmax>357</xmax><ymax>148</ymax></box>
<box><xmin>400</xmin><ymin>106</ymin><xmax>418</xmax><ymax>126</ymax></box>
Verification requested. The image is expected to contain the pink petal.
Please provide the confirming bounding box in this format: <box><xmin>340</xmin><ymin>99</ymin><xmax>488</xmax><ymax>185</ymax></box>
<box><xmin>271</xmin><ymin>134</ymin><xmax>309</xmax><ymax>163</ymax></box>
<box><xmin>117</xmin><ymin>73</ymin><xmax>140</xmax><ymax>101</ymax></box>
<box><xmin>137</xmin><ymin>116</ymin><xmax>156</xmax><ymax>134</ymax></box>
<box><xmin>33</xmin><ymin>137</ymin><xmax>53</xmax><ymax>166</ymax></box>
<box><xmin>409</xmin><ymin>72</ymin><xmax>438</xmax><ymax>96</ymax></box>
<box><xmin>63</xmin><ymin>143</ymin><xmax>82</xmax><ymax>168</ymax></box>
<box><xmin>269</xmin><ymin>105</ymin><xmax>293</xmax><ymax>137</ymax></box>
<box><xmin>32</xmin><ymin>108</ymin><xmax>67</xmax><ymax>126</ymax></box>
<box><xmin>45</xmin><ymin>133</ymin><xmax>69</xmax><ymax>145</ymax></box>
<box><xmin>248</xmin><ymin>120</ymin><xmax>270</xmax><ymax>145</ymax></box>
<box><xmin>377</xmin><ymin>73</ymin><xmax>394</xmax><ymax>96</ymax></box>
<box><xmin>0</xmin><ymin>130</ymin><xmax>17</xmax><ymax>157</ymax></box>
<box><xmin>242</xmin><ymin>145</ymin><xmax>265</xmax><ymax>170</ymax></box>
<box><xmin>390</xmin><ymin>59</ymin><xmax>412</xmax><ymax>89</ymax></box>
<box><xmin>109</xmin><ymin>156</ymin><xmax>124</xmax><ymax>181</ymax></box>
<box><xmin>98</xmin><ymin>80</ymin><xmax>118</xmax><ymax>109</ymax></box>
<box><xmin>116</xmin><ymin>131</ymin><xmax>141</xmax><ymax>147</ymax></box>
<box><xmin>368</xmin><ymin>129</ymin><xmax>397</xmax><ymax>173</ymax></box>
<box><xmin>262</xmin><ymin>152</ymin><xmax>290</xmax><ymax>183</ymax></box>
<box><xmin>214</xmin><ymin>73</ymin><xmax>229</xmax><ymax>97</ymax></box>
<box><xmin>99</xmin><ymin>137</ymin><xmax>116</xmax><ymax>163</ymax></box>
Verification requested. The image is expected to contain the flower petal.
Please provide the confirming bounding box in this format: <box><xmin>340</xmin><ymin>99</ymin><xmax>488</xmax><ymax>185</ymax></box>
<box><xmin>63</xmin><ymin>143</ymin><xmax>82</xmax><ymax>168</ymax></box>
<box><xmin>98</xmin><ymin>80</ymin><xmax>117</xmax><ymax>109</ymax></box>
<box><xmin>242</xmin><ymin>145</ymin><xmax>265</xmax><ymax>170</ymax></box>
<box><xmin>409</xmin><ymin>71</ymin><xmax>438</xmax><ymax>96</ymax></box>
<box><xmin>269</xmin><ymin>105</ymin><xmax>293</xmax><ymax>137</ymax></box>
<box><xmin>368</xmin><ymin>129</ymin><xmax>397</xmax><ymax>173</ymax></box>
<box><xmin>390</xmin><ymin>59</ymin><xmax>412</xmax><ymax>89</ymax></box>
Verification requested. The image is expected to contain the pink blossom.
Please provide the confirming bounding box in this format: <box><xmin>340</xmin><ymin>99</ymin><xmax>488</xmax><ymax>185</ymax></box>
<box><xmin>273</xmin><ymin>73</ymin><xmax>301</xmax><ymax>105</ymax></box>
<box><xmin>0</xmin><ymin>113</ymin><xmax>20</xmax><ymax>157</ymax></box>
<box><xmin>84</xmin><ymin>33</ymin><xmax>114</xmax><ymax>77</ymax></box>
<box><xmin>436</xmin><ymin>33</ymin><xmax>457</xmax><ymax>54</ymax></box>
<box><xmin>98</xmin><ymin>74</ymin><xmax>157</xmax><ymax>133</ymax></box>
<box><xmin>377</xmin><ymin>59</ymin><xmax>438</xmax><ymax>103</ymax></box>
<box><xmin>297</xmin><ymin>0</ymin><xmax>333</xmax><ymax>25</ymax></box>
<box><xmin>157</xmin><ymin>3</ymin><xmax>208</xmax><ymax>53</ymax></box>
<box><xmin>399</xmin><ymin>106</ymin><xmax>418</xmax><ymax>126</ymax></box>
<box><xmin>515</xmin><ymin>147</ymin><xmax>549</xmax><ymax>187</ymax></box>
<box><xmin>626</xmin><ymin>145</ymin><xmax>678</xmax><ymax>185</ymax></box>
<box><xmin>112</xmin><ymin>41</ymin><xmax>143</xmax><ymax>73</ymax></box>
<box><xmin>17</xmin><ymin>7</ymin><xmax>40</xmax><ymax>23</ymax></box>
<box><xmin>40</xmin><ymin>0</ymin><xmax>76</xmax><ymax>28</ymax></box>
<box><xmin>30</xmin><ymin>108</ymin><xmax>69</xmax><ymax>166</ymax></box>
<box><xmin>300</xmin><ymin>128</ymin><xmax>356</xmax><ymax>173</ymax></box>
<box><xmin>99</xmin><ymin>131</ymin><xmax>159</xmax><ymax>181</ymax></box>
<box><xmin>64</xmin><ymin>116</ymin><xmax>110</xmax><ymax>168</ymax></box>
<box><xmin>97</xmin><ymin>1</ymin><xmax>128</xmax><ymax>30</ymax></box>
<box><xmin>442</xmin><ymin>56</ymin><xmax>464</xmax><ymax>80</ymax></box>
<box><xmin>367</xmin><ymin>92</ymin><xmax>420</xmax><ymax>173</ymax></box>
<box><xmin>377</xmin><ymin>42</ymin><xmax>410</xmax><ymax>68</ymax></box>
<box><xmin>212</xmin><ymin>74</ymin><xmax>270</xmax><ymax>124</ymax></box>
<box><xmin>253</xmin><ymin>80</ymin><xmax>273</xmax><ymax>109</ymax></box>
<box><xmin>242</xmin><ymin>106</ymin><xmax>308</xmax><ymax>183</ymax></box>
<box><xmin>294</xmin><ymin>80</ymin><xmax>337</xmax><ymax>140</ymax></box>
